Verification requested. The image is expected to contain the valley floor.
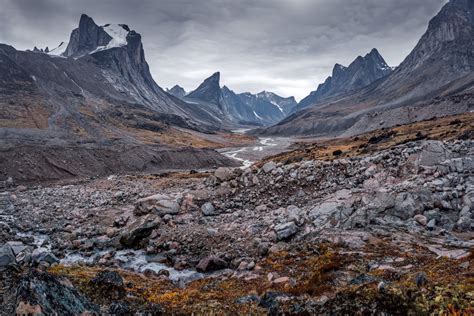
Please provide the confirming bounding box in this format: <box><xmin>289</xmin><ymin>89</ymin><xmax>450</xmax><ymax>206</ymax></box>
<box><xmin>0</xmin><ymin>114</ymin><xmax>473</xmax><ymax>314</ymax></box>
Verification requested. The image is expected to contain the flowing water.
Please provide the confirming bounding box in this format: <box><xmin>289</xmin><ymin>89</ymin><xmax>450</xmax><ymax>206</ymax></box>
<box><xmin>220</xmin><ymin>135</ymin><xmax>291</xmax><ymax>168</ymax></box>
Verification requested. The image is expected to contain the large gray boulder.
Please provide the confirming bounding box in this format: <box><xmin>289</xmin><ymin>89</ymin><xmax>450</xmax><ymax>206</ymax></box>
<box><xmin>392</xmin><ymin>193</ymin><xmax>419</xmax><ymax>219</ymax></box>
<box><xmin>196</xmin><ymin>255</ymin><xmax>228</xmax><ymax>272</ymax></box>
<box><xmin>134</xmin><ymin>194</ymin><xmax>180</xmax><ymax>216</ymax></box>
<box><xmin>15</xmin><ymin>270</ymin><xmax>99</xmax><ymax>315</ymax></box>
<box><xmin>120</xmin><ymin>215</ymin><xmax>160</xmax><ymax>247</ymax></box>
<box><xmin>415</xmin><ymin>141</ymin><xmax>454</xmax><ymax>167</ymax></box>
<box><xmin>214</xmin><ymin>167</ymin><xmax>235</xmax><ymax>182</ymax></box>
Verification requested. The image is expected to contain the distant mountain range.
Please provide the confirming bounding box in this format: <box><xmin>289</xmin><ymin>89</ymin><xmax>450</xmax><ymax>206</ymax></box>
<box><xmin>173</xmin><ymin>72</ymin><xmax>297</xmax><ymax>126</ymax></box>
<box><xmin>256</xmin><ymin>0</ymin><xmax>473</xmax><ymax>136</ymax></box>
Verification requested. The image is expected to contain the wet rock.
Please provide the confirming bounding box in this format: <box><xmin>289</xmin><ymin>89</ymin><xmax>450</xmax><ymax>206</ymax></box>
<box><xmin>157</xmin><ymin>269</ymin><xmax>170</xmax><ymax>277</ymax></box>
<box><xmin>15</xmin><ymin>270</ymin><xmax>98</xmax><ymax>315</ymax></box>
<box><xmin>32</xmin><ymin>249</ymin><xmax>59</xmax><ymax>265</ymax></box>
<box><xmin>274</xmin><ymin>221</ymin><xmax>298</xmax><ymax>240</ymax></box>
<box><xmin>5</xmin><ymin>241</ymin><xmax>28</xmax><ymax>256</ymax></box>
<box><xmin>120</xmin><ymin>215</ymin><xmax>160</xmax><ymax>247</ymax></box>
<box><xmin>196</xmin><ymin>255</ymin><xmax>227</xmax><ymax>272</ymax></box>
<box><xmin>0</xmin><ymin>244</ymin><xmax>16</xmax><ymax>271</ymax></box>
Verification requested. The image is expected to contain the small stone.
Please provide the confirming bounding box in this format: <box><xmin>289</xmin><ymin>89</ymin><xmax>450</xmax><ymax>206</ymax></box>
<box><xmin>414</xmin><ymin>214</ymin><xmax>427</xmax><ymax>226</ymax></box>
<box><xmin>273</xmin><ymin>276</ymin><xmax>290</xmax><ymax>284</ymax></box>
<box><xmin>263</xmin><ymin>162</ymin><xmax>277</xmax><ymax>173</ymax></box>
<box><xmin>427</xmin><ymin>219</ymin><xmax>436</xmax><ymax>231</ymax></box>
<box><xmin>377</xmin><ymin>281</ymin><xmax>386</xmax><ymax>292</ymax></box>
<box><xmin>415</xmin><ymin>272</ymin><xmax>428</xmax><ymax>287</ymax></box>
<box><xmin>196</xmin><ymin>255</ymin><xmax>227</xmax><ymax>272</ymax></box>
<box><xmin>201</xmin><ymin>202</ymin><xmax>219</xmax><ymax>216</ymax></box>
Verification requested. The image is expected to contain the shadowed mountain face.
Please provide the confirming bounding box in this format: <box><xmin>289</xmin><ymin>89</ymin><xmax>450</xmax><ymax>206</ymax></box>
<box><xmin>0</xmin><ymin>14</ymin><xmax>238</xmax><ymax>182</ymax></box>
<box><xmin>183</xmin><ymin>73</ymin><xmax>297</xmax><ymax>126</ymax></box>
<box><xmin>64</xmin><ymin>14</ymin><xmax>113</xmax><ymax>57</ymax></box>
<box><xmin>0</xmin><ymin>14</ymin><xmax>227</xmax><ymax>141</ymax></box>
<box><xmin>187</xmin><ymin>72</ymin><xmax>222</xmax><ymax>106</ymax></box>
<box><xmin>256</xmin><ymin>0</ymin><xmax>474</xmax><ymax>137</ymax></box>
<box><xmin>295</xmin><ymin>49</ymin><xmax>393</xmax><ymax>112</ymax></box>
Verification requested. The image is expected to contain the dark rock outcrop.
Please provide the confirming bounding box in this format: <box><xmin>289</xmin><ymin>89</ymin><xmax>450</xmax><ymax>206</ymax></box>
<box><xmin>64</xmin><ymin>14</ymin><xmax>112</xmax><ymax>57</ymax></box>
<box><xmin>15</xmin><ymin>270</ymin><xmax>99</xmax><ymax>315</ymax></box>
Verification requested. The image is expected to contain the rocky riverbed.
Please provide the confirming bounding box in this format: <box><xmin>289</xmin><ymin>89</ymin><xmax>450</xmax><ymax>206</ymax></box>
<box><xmin>0</xmin><ymin>139</ymin><xmax>473</xmax><ymax>314</ymax></box>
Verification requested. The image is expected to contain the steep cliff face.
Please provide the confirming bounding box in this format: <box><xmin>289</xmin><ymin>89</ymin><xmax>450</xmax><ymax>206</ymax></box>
<box><xmin>187</xmin><ymin>72</ymin><xmax>222</xmax><ymax>106</ymax></box>
<box><xmin>257</xmin><ymin>0</ymin><xmax>473</xmax><ymax>137</ymax></box>
<box><xmin>64</xmin><ymin>14</ymin><xmax>112</xmax><ymax>57</ymax></box>
<box><xmin>296</xmin><ymin>49</ymin><xmax>392</xmax><ymax>111</ymax></box>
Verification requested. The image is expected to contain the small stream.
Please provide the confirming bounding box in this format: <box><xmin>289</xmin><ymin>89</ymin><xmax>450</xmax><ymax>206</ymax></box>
<box><xmin>62</xmin><ymin>249</ymin><xmax>203</xmax><ymax>284</ymax></box>
<box><xmin>17</xmin><ymin>231</ymin><xmax>203</xmax><ymax>284</ymax></box>
<box><xmin>221</xmin><ymin>136</ymin><xmax>286</xmax><ymax>168</ymax></box>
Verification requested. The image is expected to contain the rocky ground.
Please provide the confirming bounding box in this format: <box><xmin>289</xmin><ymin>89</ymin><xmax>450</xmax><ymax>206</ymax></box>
<box><xmin>0</xmin><ymin>136</ymin><xmax>473</xmax><ymax>314</ymax></box>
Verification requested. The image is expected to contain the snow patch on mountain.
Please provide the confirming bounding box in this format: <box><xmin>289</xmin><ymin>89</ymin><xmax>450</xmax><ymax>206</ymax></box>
<box><xmin>90</xmin><ymin>24</ymin><xmax>130</xmax><ymax>54</ymax></box>
<box><xmin>48</xmin><ymin>42</ymin><xmax>68</xmax><ymax>56</ymax></box>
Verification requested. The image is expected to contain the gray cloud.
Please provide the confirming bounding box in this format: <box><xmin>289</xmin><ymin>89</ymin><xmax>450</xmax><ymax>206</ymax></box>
<box><xmin>0</xmin><ymin>0</ymin><xmax>447</xmax><ymax>100</ymax></box>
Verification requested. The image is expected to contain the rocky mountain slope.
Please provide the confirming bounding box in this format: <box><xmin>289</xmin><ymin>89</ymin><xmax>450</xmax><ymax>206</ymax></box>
<box><xmin>294</xmin><ymin>48</ymin><xmax>392</xmax><ymax>112</ymax></box>
<box><xmin>257</xmin><ymin>0</ymin><xmax>473</xmax><ymax>137</ymax></box>
<box><xmin>183</xmin><ymin>72</ymin><xmax>297</xmax><ymax>126</ymax></box>
<box><xmin>0</xmin><ymin>14</ymin><xmax>239</xmax><ymax>183</ymax></box>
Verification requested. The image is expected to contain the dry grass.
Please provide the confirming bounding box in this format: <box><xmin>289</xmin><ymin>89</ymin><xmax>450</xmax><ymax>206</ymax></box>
<box><xmin>261</xmin><ymin>112</ymin><xmax>474</xmax><ymax>165</ymax></box>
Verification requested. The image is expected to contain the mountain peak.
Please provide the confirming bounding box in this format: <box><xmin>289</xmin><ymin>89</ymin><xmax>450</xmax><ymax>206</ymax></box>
<box><xmin>296</xmin><ymin>48</ymin><xmax>392</xmax><ymax>111</ymax></box>
<box><xmin>167</xmin><ymin>85</ymin><xmax>186</xmax><ymax>98</ymax></box>
<box><xmin>187</xmin><ymin>72</ymin><xmax>222</xmax><ymax>104</ymax></box>
<box><xmin>79</xmin><ymin>13</ymin><xmax>94</xmax><ymax>24</ymax></box>
<box><xmin>208</xmin><ymin>72</ymin><xmax>220</xmax><ymax>83</ymax></box>
<box><xmin>398</xmin><ymin>0</ymin><xmax>473</xmax><ymax>73</ymax></box>
<box><xmin>64</xmin><ymin>14</ymin><xmax>112</xmax><ymax>57</ymax></box>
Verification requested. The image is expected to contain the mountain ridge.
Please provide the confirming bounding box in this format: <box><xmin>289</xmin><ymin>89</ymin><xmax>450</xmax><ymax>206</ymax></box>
<box><xmin>295</xmin><ymin>48</ymin><xmax>393</xmax><ymax>112</ymax></box>
<box><xmin>255</xmin><ymin>0</ymin><xmax>473</xmax><ymax>137</ymax></box>
<box><xmin>183</xmin><ymin>73</ymin><xmax>297</xmax><ymax>126</ymax></box>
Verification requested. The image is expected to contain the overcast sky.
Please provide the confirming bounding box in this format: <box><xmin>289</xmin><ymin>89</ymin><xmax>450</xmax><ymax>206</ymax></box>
<box><xmin>0</xmin><ymin>0</ymin><xmax>447</xmax><ymax>100</ymax></box>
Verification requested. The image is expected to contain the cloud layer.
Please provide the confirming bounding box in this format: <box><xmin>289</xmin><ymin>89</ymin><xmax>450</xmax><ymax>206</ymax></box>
<box><xmin>0</xmin><ymin>0</ymin><xmax>447</xmax><ymax>100</ymax></box>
